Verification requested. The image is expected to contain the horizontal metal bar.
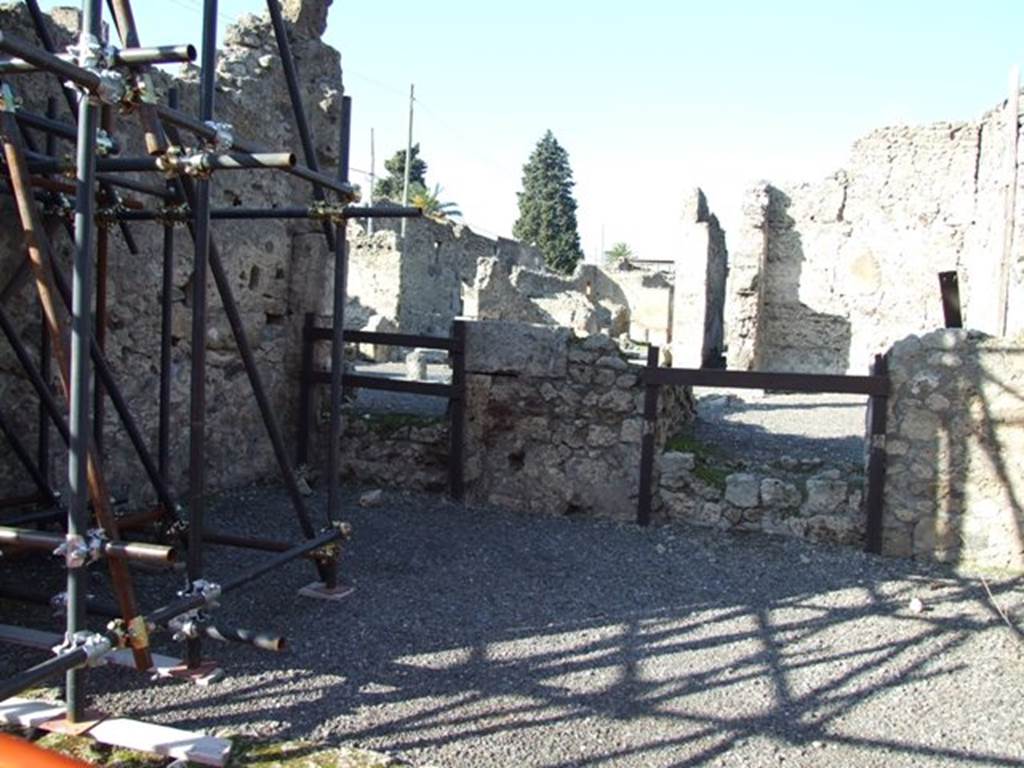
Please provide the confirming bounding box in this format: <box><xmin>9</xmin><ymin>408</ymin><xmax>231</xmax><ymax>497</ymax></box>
<box><xmin>0</xmin><ymin>526</ymin><xmax>177</xmax><ymax>565</ymax></box>
<box><xmin>202</xmin><ymin>531</ymin><xmax>294</xmax><ymax>553</ymax></box>
<box><xmin>24</xmin><ymin>151</ymin><xmax>295</xmax><ymax>176</ymax></box>
<box><xmin>0</xmin><ymin>30</ymin><xmax>100</xmax><ymax>91</ymax></box>
<box><xmin>113</xmin><ymin>44</ymin><xmax>196</xmax><ymax>66</ymax></box>
<box><xmin>343</xmin><ymin>205</ymin><xmax>422</xmax><ymax>219</ymax></box>
<box><xmin>305</xmin><ymin>326</ymin><xmax>457</xmax><ymax>350</ymax></box>
<box><xmin>220</xmin><ymin>527</ymin><xmax>344</xmax><ymax>594</ymax></box>
<box><xmin>0</xmin><ymin>531</ymin><xmax>340</xmax><ymax>699</ymax></box>
<box><xmin>112</xmin><ymin>204</ymin><xmax>425</xmax><ymax>222</ymax></box>
<box><xmin>312</xmin><ymin>371</ymin><xmax>453</xmax><ymax>397</ymax></box>
<box><xmin>0</xmin><ymin>44</ymin><xmax>195</xmax><ymax>74</ymax></box>
<box><xmin>0</xmin><ymin>590</ymin><xmax>283</xmax><ymax>652</ymax></box>
<box><xmin>203</xmin><ymin>624</ymin><xmax>285</xmax><ymax>652</ymax></box>
<box><xmin>14</xmin><ymin>110</ymin><xmax>120</xmax><ymax>154</ymax></box>
<box><xmin>155</xmin><ymin>104</ymin><xmax>357</xmax><ymax>199</ymax></box>
<box><xmin>0</xmin><ymin>644</ymin><xmax>88</xmax><ymax>703</ymax></box>
<box><xmin>641</xmin><ymin>366</ymin><xmax>888</xmax><ymax>396</ymax></box>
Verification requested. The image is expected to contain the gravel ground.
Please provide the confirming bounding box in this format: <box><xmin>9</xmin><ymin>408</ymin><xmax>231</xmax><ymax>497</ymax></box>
<box><xmin>691</xmin><ymin>389</ymin><xmax>869</xmax><ymax>467</ymax></box>
<box><xmin>1</xmin><ymin>486</ymin><xmax>1022</xmax><ymax>768</ymax></box>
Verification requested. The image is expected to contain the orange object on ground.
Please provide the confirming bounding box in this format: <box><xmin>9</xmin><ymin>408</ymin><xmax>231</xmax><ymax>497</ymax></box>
<box><xmin>0</xmin><ymin>733</ymin><xmax>93</xmax><ymax>768</ymax></box>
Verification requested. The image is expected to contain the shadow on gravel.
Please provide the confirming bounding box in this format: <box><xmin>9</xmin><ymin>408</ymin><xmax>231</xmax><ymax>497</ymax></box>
<box><xmin>1</xmin><ymin>488</ymin><xmax>1021</xmax><ymax>767</ymax></box>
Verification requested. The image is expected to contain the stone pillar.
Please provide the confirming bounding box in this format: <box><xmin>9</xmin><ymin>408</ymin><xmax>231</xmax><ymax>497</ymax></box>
<box><xmin>724</xmin><ymin>185</ymin><xmax>770</xmax><ymax>370</ymax></box>
<box><xmin>672</xmin><ymin>188</ymin><xmax>728</xmax><ymax>368</ymax></box>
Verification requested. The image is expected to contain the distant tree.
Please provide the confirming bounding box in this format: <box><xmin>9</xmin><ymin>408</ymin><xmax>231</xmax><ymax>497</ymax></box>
<box><xmin>409</xmin><ymin>183</ymin><xmax>461</xmax><ymax>222</ymax></box>
<box><xmin>512</xmin><ymin>131</ymin><xmax>583</xmax><ymax>274</ymax></box>
<box><xmin>605</xmin><ymin>242</ymin><xmax>633</xmax><ymax>267</ymax></box>
<box><xmin>374</xmin><ymin>143</ymin><xmax>427</xmax><ymax>201</ymax></box>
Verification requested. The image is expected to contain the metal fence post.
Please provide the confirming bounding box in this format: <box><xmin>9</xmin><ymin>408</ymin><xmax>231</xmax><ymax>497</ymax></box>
<box><xmin>298</xmin><ymin>312</ymin><xmax>316</xmax><ymax>467</ymax></box>
<box><xmin>448</xmin><ymin>320</ymin><xmax>467</xmax><ymax>501</ymax></box>
<box><xmin>864</xmin><ymin>353</ymin><xmax>889</xmax><ymax>554</ymax></box>
<box><xmin>637</xmin><ymin>345</ymin><xmax>660</xmax><ymax>526</ymax></box>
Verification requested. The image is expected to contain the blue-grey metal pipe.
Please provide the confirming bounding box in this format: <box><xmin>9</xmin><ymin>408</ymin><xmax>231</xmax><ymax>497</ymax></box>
<box><xmin>186</xmin><ymin>0</ymin><xmax>219</xmax><ymax>671</ymax></box>
<box><xmin>65</xmin><ymin>0</ymin><xmax>103</xmax><ymax>725</ymax></box>
<box><xmin>327</xmin><ymin>95</ymin><xmax>352</xmax><ymax>530</ymax></box>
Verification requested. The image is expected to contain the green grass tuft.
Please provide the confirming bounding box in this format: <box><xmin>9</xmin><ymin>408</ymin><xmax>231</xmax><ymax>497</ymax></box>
<box><xmin>664</xmin><ymin>429</ymin><xmax>728</xmax><ymax>490</ymax></box>
<box><xmin>354</xmin><ymin>410</ymin><xmax>444</xmax><ymax>435</ymax></box>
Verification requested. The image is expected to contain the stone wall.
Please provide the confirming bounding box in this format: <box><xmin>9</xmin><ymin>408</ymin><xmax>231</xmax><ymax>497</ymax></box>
<box><xmin>726</xmin><ymin>97</ymin><xmax>1024</xmax><ymax>374</ymax></box>
<box><xmin>344</xmin><ymin>218</ymin><xmax>543</xmax><ymax>343</ymax></box>
<box><xmin>0</xmin><ymin>5</ymin><xmax>345</xmax><ymax>506</ymax></box>
<box><xmin>657</xmin><ymin>454</ymin><xmax>865</xmax><ymax>547</ymax></box>
<box><xmin>462</xmin><ymin>321</ymin><xmax>693</xmax><ymax>519</ymax></box>
<box><xmin>882</xmin><ymin>329</ymin><xmax>1024</xmax><ymax>571</ymax></box>
<box><xmin>337</xmin><ymin>410</ymin><xmax>449</xmax><ymax>493</ymax></box>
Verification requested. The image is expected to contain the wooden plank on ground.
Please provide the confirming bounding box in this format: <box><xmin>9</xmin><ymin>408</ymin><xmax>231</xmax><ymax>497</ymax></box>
<box><xmin>88</xmin><ymin>716</ymin><xmax>231</xmax><ymax>766</ymax></box>
<box><xmin>0</xmin><ymin>698</ymin><xmax>231</xmax><ymax>766</ymax></box>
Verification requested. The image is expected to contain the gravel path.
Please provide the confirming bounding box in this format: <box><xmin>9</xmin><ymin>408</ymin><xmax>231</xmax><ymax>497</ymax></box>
<box><xmin>691</xmin><ymin>389</ymin><xmax>869</xmax><ymax>467</ymax></box>
<box><xmin>350</xmin><ymin>362</ymin><xmax>451</xmax><ymax>418</ymax></box>
<box><xmin>1</xmin><ymin>486</ymin><xmax>1022</xmax><ymax>767</ymax></box>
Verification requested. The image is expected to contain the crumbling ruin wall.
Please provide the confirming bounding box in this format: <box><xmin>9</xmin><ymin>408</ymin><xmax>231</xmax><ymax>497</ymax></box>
<box><xmin>462</xmin><ymin>320</ymin><xmax>693</xmax><ymax>519</ymax></box>
<box><xmin>882</xmin><ymin>329</ymin><xmax>1024</xmax><ymax>572</ymax></box>
<box><xmin>465</xmin><ymin>257</ymin><xmax>679</xmax><ymax>348</ymax></box>
<box><xmin>0</xmin><ymin>5</ymin><xmax>344</xmax><ymax>506</ymax></box>
<box><xmin>344</xmin><ymin>218</ymin><xmax>544</xmax><ymax>343</ymax></box>
<box><xmin>726</xmin><ymin>99</ymin><xmax>1024</xmax><ymax>374</ymax></box>
<box><xmin>465</xmin><ymin>188</ymin><xmax>729</xmax><ymax>366</ymax></box>
<box><xmin>589</xmin><ymin>264</ymin><xmax>671</xmax><ymax>347</ymax></box>
<box><xmin>672</xmin><ymin>189</ymin><xmax>728</xmax><ymax>367</ymax></box>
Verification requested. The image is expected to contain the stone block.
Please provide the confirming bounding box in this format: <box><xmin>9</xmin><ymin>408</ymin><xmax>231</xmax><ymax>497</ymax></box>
<box><xmin>619</xmin><ymin>418</ymin><xmax>643</xmax><ymax>444</ymax></box>
<box><xmin>464</xmin><ymin>320</ymin><xmax>570</xmax><ymax>379</ymax></box>
<box><xmin>406</xmin><ymin>349</ymin><xmax>429</xmax><ymax>379</ymax></box>
<box><xmin>760</xmin><ymin>478</ymin><xmax>801</xmax><ymax>509</ymax></box>
<box><xmin>724</xmin><ymin>473</ymin><xmax>759</xmax><ymax>508</ymax></box>
<box><xmin>660</xmin><ymin>452</ymin><xmax>696</xmax><ymax>490</ymax></box>
<box><xmin>595</xmin><ymin>355</ymin><xmax>629</xmax><ymax>371</ymax></box>
<box><xmin>804</xmin><ymin>475</ymin><xmax>848</xmax><ymax>515</ymax></box>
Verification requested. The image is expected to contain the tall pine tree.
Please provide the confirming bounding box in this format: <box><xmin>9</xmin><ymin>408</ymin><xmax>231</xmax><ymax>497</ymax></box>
<box><xmin>374</xmin><ymin>143</ymin><xmax>427</xmax><ymax>201</ymax></box>
<box><xmin>513</xmin><ymin>131</ymin><xmax>583</xmax><ymax>274</ymax></box>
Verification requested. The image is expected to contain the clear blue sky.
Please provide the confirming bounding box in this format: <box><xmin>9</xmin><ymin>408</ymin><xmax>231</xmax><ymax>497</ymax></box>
<box><xmin>42</xmin><ymin>1</ymin><xmax>1024</xmax><ymax>260</ymax></box>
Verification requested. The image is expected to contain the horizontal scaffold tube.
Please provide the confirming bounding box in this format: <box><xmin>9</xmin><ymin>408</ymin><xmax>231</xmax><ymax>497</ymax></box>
<box><xmin>24</xmin><ymin>151</ymin><xmax>296</xmax><ymax>176</ymax></box>
<box><xmin>0</xmin><ymin>527</ymin><xmax>344</xmax><ymax>702</ymax></box>
<box><xmin>114</xmin><ymin>204</ymin><xmax>423</xmax><ymax>222</ymax></box>
<box><xmin>0</xmin><ymin>43</ymin><xmax>196</xmax><ymax>75</ymax></box>
<box><xmin>155</xmin><ymin>103</ymin><xmax>359</xmax><ymax>200</ymax></box>
<box><xmin>0</xmin><ymin>526</ymin><xmax>177</xmax><ymax>565</ymax></box>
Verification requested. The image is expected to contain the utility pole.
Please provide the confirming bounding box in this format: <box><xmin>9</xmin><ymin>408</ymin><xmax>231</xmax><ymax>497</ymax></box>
<box><xmin>368</xmin><ymin>126</ymin><xmax>375</xmax><ymax>235</ymax></box>
<box><xmin>401</xmin><ymin>83</ymin><xmax>414</xmax><ymax>237</ymax></box>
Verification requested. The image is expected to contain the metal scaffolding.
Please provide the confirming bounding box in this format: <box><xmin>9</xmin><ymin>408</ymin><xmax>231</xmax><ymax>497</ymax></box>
<box><xmin>0</xmin><ymin>0</ymin><xmax>419</xmax><ymax>726</ymax></box>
